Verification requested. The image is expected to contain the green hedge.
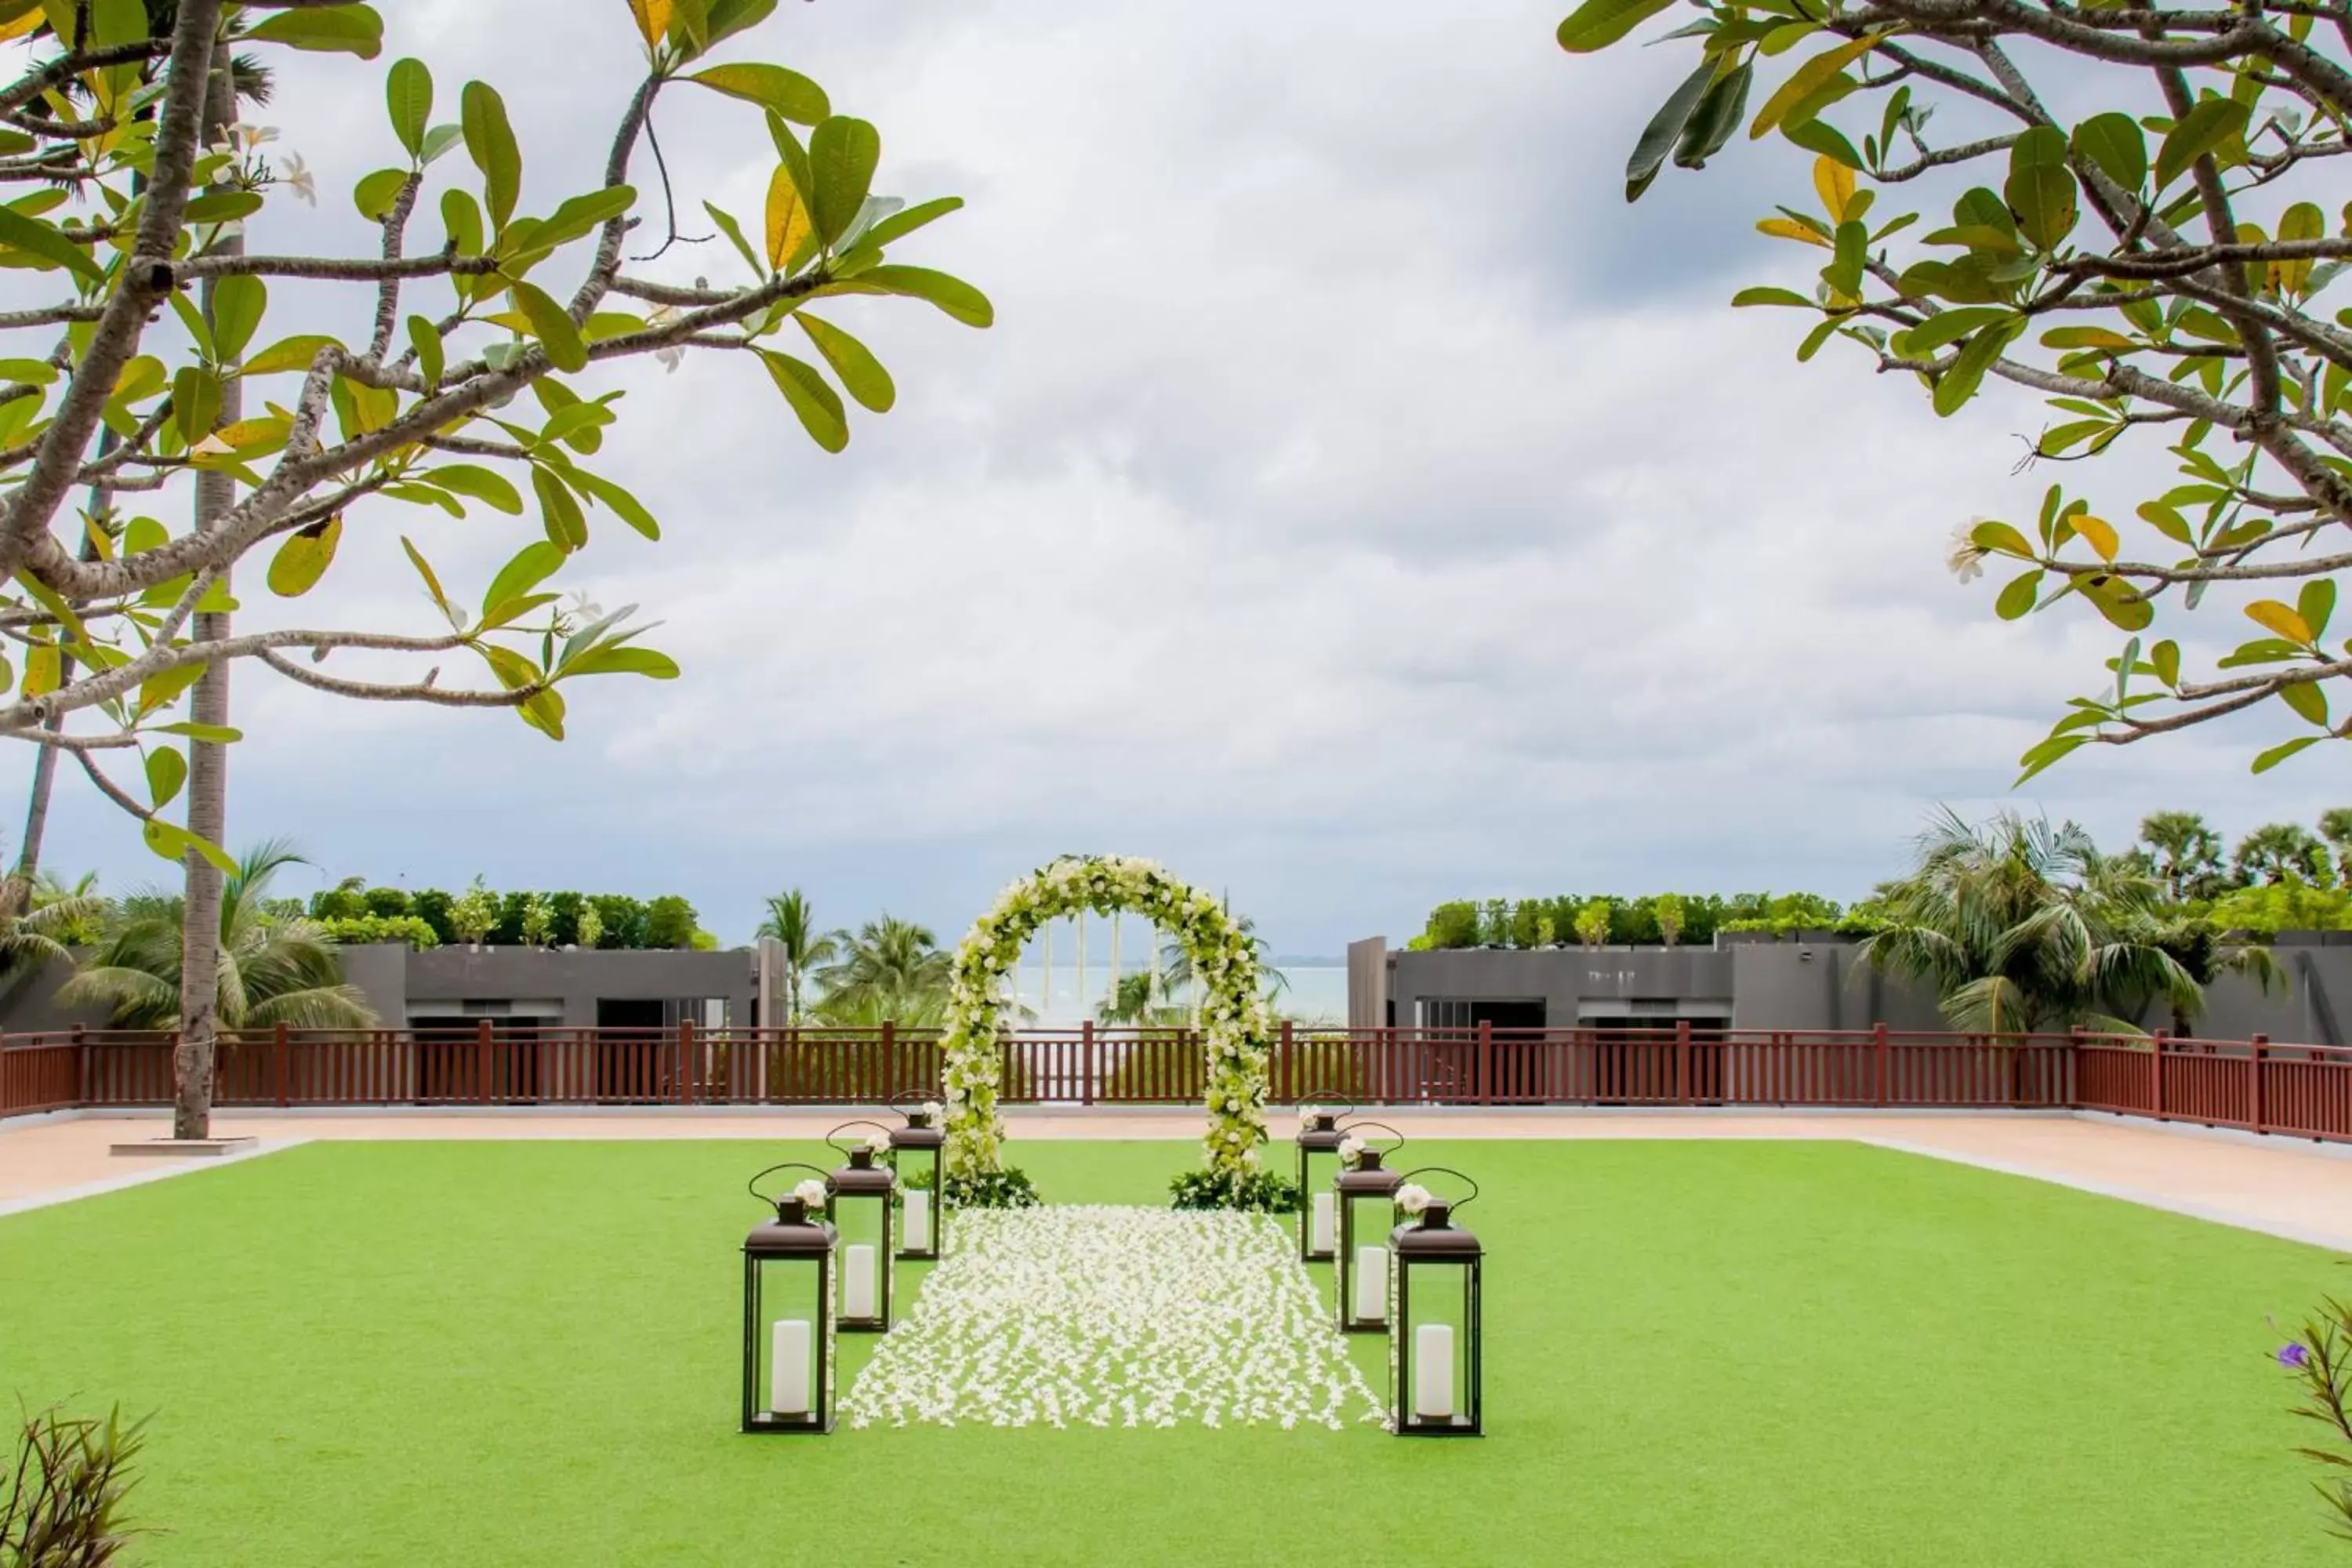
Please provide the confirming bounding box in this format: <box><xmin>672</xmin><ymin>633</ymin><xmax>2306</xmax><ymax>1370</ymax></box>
<box><xmin>307</xmin><ymin>884</ymin><xmax>699</xmax><ymax>949</ymax></box>
<box><xmin>1414</xmin><ymin>891</ymin><xmax>1865</xmax><ymax>949</ymax></box>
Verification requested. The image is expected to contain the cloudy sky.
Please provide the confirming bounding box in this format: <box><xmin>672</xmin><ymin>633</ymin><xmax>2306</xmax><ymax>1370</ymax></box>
<box><xmin>5</xmin><ymin>0</ymin><xmax>2339</xmax><ymax>952</ymax></box>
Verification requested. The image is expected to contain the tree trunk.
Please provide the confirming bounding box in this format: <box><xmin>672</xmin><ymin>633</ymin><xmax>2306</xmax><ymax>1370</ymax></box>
<box><xmin>171</xmin><ymin>47</ymin><xmax>238</xmax><ymax>1142</ymax></box>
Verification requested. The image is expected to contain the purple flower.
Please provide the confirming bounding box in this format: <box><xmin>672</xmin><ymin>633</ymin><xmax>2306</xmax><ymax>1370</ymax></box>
<box><xmin>2279</xmin><ymin>1342</ymin><xmax>2311</xmax><ymax>1369</ymax></box>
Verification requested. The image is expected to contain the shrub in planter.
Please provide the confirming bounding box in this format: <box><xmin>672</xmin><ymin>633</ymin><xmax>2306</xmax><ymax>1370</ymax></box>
<box><xmin>1168</xmin><ymin>1167</ymin><xmax>1301</xmax><ymax>1214</ymax></box>
<box><xmin>943</xmin><ymin>1168</ymin><xmax>1041</xmax><ymax>1210</ymax></box>
<box><xmin>318</xmin><ymin>915</ymin><xmax>440</xmax><ymax>951</ymax></box>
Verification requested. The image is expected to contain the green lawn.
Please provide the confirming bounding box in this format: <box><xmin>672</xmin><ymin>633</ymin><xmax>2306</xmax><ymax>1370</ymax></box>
<box><xmin>1</xmin><ymin>1137</ymin><xmax>2343</xmax><ymax>1566</ymax></box>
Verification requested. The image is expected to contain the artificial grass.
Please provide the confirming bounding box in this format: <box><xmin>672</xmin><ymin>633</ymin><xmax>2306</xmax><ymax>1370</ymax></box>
<box><xmin>0</xmin><ymin>1136</ymin><xmax>2343</xmax><ymax>1566</ymax></box>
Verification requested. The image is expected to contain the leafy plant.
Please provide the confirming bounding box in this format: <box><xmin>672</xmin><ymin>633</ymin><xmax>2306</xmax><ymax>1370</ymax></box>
<box><xmin>2236</xmin><ymin>823</ymin><xmax>2336</xmax><ymax>888</ymax></box>
<box><xmin>1479</xmin><ymin>898</ymin><xmax>1512</xmax><ymax>948</ymax></box>
<box><xmin>519</xmin><ymin>893</ymin><xmax>554</xmax><ymax>949</ymax></box>
<box><xmin>314</xmin><ymin>913</ymin><xmax>439</xmax><ymax>950</ymax></box>
<box><xmin>1168</xmin><ymin>1167</ymin><xmax>1301</xmax><ymax>1214</ymax></box>
<box><xmin>2278</xmin><ymin>1297</ymin><xmax>2352</xmax><ymax>1544</ymax></box>
<box><xmin>644</xmin><ymin>894</ymin><xmax>700</xmax><ymax>950</ymax></box>
<box><xmin>1421</xmin><ymin>901</ymin><xmax>1481</xmax><ymax>949</ymax></box>
<box><xmin>450</xmin><ymin>877</ymin><xmax>497</xmax><ymax>948</ymax></box>
<box><xmin>0</xmin><ymin>1401</ymin><xmax>148</xmax><ymax>1566</ymax></box>
<box><xmin>574</xmin><ymin>901</ymin><xmax>604</xmax><ymax>950</ymax></box>
<box><xmin>942</xmin><ymin>1167</ymin><xmax>1040</xmax><ymax>1210</ymax></box>
<box><xmin>1653</xmin><ymin>892</ymin><xmax>1687</xmax><ymax>948</ymax></box>
<box><xmin>2205</xmin><ymin>879</ymin><xmax>2352</xmax><ymax>936</ymax></box>
<box><xmin>1573</xmin><ymin>897</ymin><xmax>1613</xmax><ymax>949</ymax></box>
<box><xmin>1562</xmin><ymin>0</ymin><xmax>2352</xmax><ymax>778</ymax></box>
<box><xmin>360</xmin><ymin>887</ymin><xmax>412</xmax><ymax>920</ymax></box>
<box><xmin>2134</xmin><ymin>811</ymin><xmax>2230</xmax><ymax>904</ymax></box>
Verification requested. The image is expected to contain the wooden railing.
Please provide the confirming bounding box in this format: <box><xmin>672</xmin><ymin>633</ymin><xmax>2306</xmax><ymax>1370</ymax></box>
<box><xmin>0</xmin><ymin>1022</ymin><xmax>2344</xmax><ymax>1144</ymax></box>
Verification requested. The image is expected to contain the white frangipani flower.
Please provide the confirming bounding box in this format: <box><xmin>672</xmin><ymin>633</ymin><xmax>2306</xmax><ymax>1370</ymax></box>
<box><xmin>276</xmin><ymin>152</ymin><xmax>317</xmax><ymax>206</ymax></box>
<box><xmin>645</xmin><ymin>304</ymin><xmax>687</xmax><ymax>372</ymax></box>
<box><xmin>1947</xmin><ymin>519</ymin><xmax>1989</xmax><ymax>584</ymax></box>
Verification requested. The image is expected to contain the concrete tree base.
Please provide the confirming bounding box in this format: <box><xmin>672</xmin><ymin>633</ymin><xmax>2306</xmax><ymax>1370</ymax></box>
<box><xmin>109</xmin><ymin>1136</ymin><xmax>260</xmax><ymax>1158</ymax></box>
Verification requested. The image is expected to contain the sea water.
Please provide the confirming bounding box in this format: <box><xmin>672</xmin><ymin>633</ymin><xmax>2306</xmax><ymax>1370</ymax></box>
<box><xmin>1004</xmin><ymin>964</ymin><xmax>1347</xmax><ymax>1027</ymax></box>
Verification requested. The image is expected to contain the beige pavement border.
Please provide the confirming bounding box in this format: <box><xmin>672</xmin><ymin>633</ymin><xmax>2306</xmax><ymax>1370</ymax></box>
<box><xmin>2</xmin><ymin>1108</ymin><xmax>2347</xmax><ymax>1252</ymax></box>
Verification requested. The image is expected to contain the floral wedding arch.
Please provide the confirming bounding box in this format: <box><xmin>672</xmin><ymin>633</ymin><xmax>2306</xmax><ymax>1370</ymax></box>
<box><xmin>941</xmin><ymin>855</ymin><xmax>1272</xmax><ymax>1180</ymax></box>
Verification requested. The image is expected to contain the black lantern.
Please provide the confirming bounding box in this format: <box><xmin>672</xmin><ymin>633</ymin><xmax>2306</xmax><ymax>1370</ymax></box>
<box><xmin>1388</xmin><ymin>1167</ymin><xmax>1483</xmax><ymax>1437</ymax></box>
<box><xmin>826</xmin><ymin>1122</ymin><xmax>899</xmax><ymax>1332</ymax></box>
<box><xmin>742</xmin><ymin>1162</ymin><xmax>837</xmax><ymax>1434</ymax></box>
<box><xmin>887</xmin><ymin>1092</ymin><xmax>946</xmax><ymax>1262</ymax></box>
<box><xmin>1293</xmin><ymin>1093</ymin><xmax>1351</xmax><ymax>1263</ymax></box>
<box><xmin>1334</xmin><ymin>1122</ymin><xmax>1405</xmax><ymax>1334</ymax></box>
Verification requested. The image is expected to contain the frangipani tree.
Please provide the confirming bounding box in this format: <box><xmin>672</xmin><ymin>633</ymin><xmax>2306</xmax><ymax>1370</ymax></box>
<box><xmin>1559</xmin><ymin>0</ymin><xmax>2351</xmax><ymax>777</ymax></box>
<box><xmin>0</xmin><ymin>0</ymin><xmax>989</xmax><ymax>1134</ymax></box>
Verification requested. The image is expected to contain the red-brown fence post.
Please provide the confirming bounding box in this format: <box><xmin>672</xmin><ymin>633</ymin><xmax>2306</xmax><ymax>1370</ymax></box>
<box><xmin>880</xmin><ymin>1019</ymin><xmax>897</xmax><ymax>1105</ymax></box>
<box><xmin>1279</xmin><ymin>1018</ymin><xmax>1294</xmax><ymax>1103</ymax></box>
<box><xmin>2249</xmin><ymin>1033</ymin><xmax>2267</xmax><ymax>1134</ymax></box>
<box><xmin>1478</xmin><ymin>1019</ymin><xmax>1494</xmax><ymax>1107</ymax></box>
<box><xmin>476</xmin><ymin>1018</ymin><xmax>494</xmax><ymax>1104</ymax></box>
<box><xmin>71</xmin><ymin>1022</ymin><xmax>88</xmax><ymax>1106</ymax></box>
<box><xmin>678</xmin><ymin>1018</ymin><xmax>697</xmax><ymax>1105</ymax></box>
<box><xmin>1873</xmin><ymin>1022</ymin><xmax>1889</xmax><ymax>1106</ymax></box>
<box><xmin>2144</xmin><ymin>1027</ymin><xmax>2163</xmax><ymax>1120</ymax></box>
<box><xmin>274</xmin><ymin>1020</ymin><xmax>290</xmax><ymax>1108</ymax></box>
<box><xmin>1675</xmin><ymin>1020</ymin><xmax>1691</xmax><ymax>1105</ymax></box>
<box><xmin>1082</xmin><ymin>1019</ymin><xmax>1096</xmax><ymax>1106</ymax></box>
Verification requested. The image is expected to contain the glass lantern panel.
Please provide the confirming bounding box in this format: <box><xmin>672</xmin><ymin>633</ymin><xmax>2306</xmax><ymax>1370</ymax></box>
<box><xmin>1401</xmin><ymin>1260</ymin><xmax>1474</xmax><ymax>1429</ymax></box>
<box><xmin>833</xmin><ymin>1196</ymin><xmax>891</xmax><ymax>1321</ymax></box>
<box><xmin>1301</xmin><ymin>1153</ymin><xmax>1340</xmax><ymax>1254</ymax></box>
<box><xmin>898</xmin><ymin>1153</ymin><xmax>940</xmax><ymax>1252</ymax></box>
<box><xmin>752</xmin><ymin>1255</ymin><xmax>826</xmax><ymax>1421</ymax></box>
<box><xmin>1343</xmin><ymin>1194</ymin><xmax>1395</xmax><ymax>1323</ymax></box>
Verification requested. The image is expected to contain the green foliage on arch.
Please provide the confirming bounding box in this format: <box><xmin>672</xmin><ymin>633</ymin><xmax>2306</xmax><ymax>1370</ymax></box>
<box><xmin>941</xmin><ymin>856</ymin><xmax>1272</xmax><ymax>1181</ymax></box>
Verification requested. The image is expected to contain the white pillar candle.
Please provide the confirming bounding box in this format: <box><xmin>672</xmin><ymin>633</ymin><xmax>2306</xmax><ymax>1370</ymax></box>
<box><xmin>769</xmin><ymin>1319</ymin><xmax>811</xmax><ymax>1416</ymax></box>
<box><xmin>1352</xmin><ymin>1246</ymin><xmax>1385</xmax><ymax>1323</ymax></box>
<box><xmin>1309</xmin><ymin>1192</ymin><xmax>1335</xmax><ymax>1254</ymax></box>
<box><xmin>1414</xmin><ymin>1323</ymin><xmax>1456</xmax><ymax>1420</ymax></box>
<box><xmin>843</xmin><ymin>1243</ymin><xmax>877</xmax><ymax>1319</ymax></box>
<box><xmin>904</xmin><ymin>1189</ymin><xmax>931</xmax><ymax>1252</ymax></box>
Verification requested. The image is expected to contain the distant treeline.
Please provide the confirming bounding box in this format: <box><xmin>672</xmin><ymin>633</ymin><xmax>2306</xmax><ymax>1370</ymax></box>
<box><xmin>305</xmin><ymin>884</ymin><xmax>707</xmax><ymax>950</ymax></box>
<box><xmin>1414</xmin><ymin>892</ymin><xmax>1871</xmax><ymax>950</ymax></box>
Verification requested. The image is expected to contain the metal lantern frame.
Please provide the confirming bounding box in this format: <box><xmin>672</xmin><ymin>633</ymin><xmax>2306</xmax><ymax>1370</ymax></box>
<box><xmin>826</xmin><ymin>1121</ymin><xmax>901</xmax><ymax>1334</ymax></box>
<box><xmin>1388</xmin><ymin>1165</ymin><xmax>1484</xmax><ymax>1438</ymax></box>
<box><xmin>887</xmin><ymin>1091</ymin><xmax>947</xmax><ymax>1262</ymax></box>
<box><xmin>1334</xmin><ymin>1121</ymin><xmax>1406</xmax><ymax>1334</ymax></box>
<box><xmin>741</xmin><ymin>1161</ymin><xmax>839</xmax><ymax>1435</ymax></box>
<box><xmin>1293</xmin><ymin>1091</ymin><xmax>1353</xmax><ymax>1264</ymax></box>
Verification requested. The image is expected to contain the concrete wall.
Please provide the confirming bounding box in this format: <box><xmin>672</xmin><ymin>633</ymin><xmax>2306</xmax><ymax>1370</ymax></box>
<box><xmin>1388</xmin><ymin>946</ymin><xmax>1737</xmax><ymax>1029</ymax></box>
<box><xmin>0</xmin><ymin>953</ymin><xmax>108</xmax><ymax>1033</ymax></box>
<box><xmin>399</xmin><ymin>946</ymin><xmax>757</xmax><ymax>1027</ymax></box>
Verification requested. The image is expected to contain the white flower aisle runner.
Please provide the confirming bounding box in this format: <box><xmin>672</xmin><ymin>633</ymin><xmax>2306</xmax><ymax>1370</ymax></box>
<box><xmin>839</xmin><ymin>1207</ymin><xmax>1385</xmax><ymax>1430</ymax></box>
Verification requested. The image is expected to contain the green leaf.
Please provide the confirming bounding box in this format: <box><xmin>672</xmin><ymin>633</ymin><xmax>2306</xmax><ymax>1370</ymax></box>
<box><xmin>533</xmin><ymin>466</ymin><xmax>587</xmax><ymax>550</ymax></box>
<box><xmin>2073</xmin><ymin>571</ymin><xmax>2154</xmax><ymax>631</ymax></box>
<box><xmin>143</xmin><ymin>745</ymin><xmax>185</xmax><ymax>809</ymax></box>
<box><xmin>1795</xmin><ymin>316</ymin><xmax>1841</xmax><ymax>362</ymax></box>
<box><xmin>795</xmin><ymin>314</ymin><xmax>894</xmax><ymax>412</ymax></box>
<box><xmin>353</xmin><ymin>166</ymin><xmax>409</xmax><ymax>222</ymax></box>
<box><xmin>1784</xmin><ymin>115</ymin><xmax>1863</xmax><ymax>171</ymax></box>
<box><xmin>702</xmin><ymin>201</ymin><xmax>764</xmax><ymax>280</ymax></box>
<box><xmin>2151</xmin><ymin>639</ymin><xmax>2180</xmax><ymax>687</ymax></box>
<box><xmin>2252</xmin><ymin>734</ymin><xmax>2323</xmax><ymax>773</ymax></box>
<box><xmin>757</xmin><ymin>349</ymin><xmax>849</xmax><ymax>452</ymax></box>
<box><xmin>1933</xmin><ymin>318</ymin><xmax>2024</xmax><ymax>415</ymax></box>
<box><xmin>136</xmin><ymin>659</ymin><xmax>205</xmax><ymax>717</ymax></box>
<box><xmin>2280</xmin><ymin>678</ymin><xmax>2330</xmax><ymax>728</ymax></box>
<box><xmin>510</xmin><ymin>282</ymin><xmax>586</xmax><ymax>373</ymax></box>
<box><xmin>823</xmin><ymin>264</ymin><xmax>993</xmax><ymax>327</ymax></box>
<box><xmin>685</xmin><ymin>62</ymin><xmax>829</xmax><ymax>125</ymax></box>
<box><xmin>1626</xmin><ymin>63</ymin><xmax>1717</xmax><ymax>201</ymax></box>
<box><xmin>183</xmin><ymin>191</ymin><xmax>263</xmax><ymax>226</ymax></box>
<box><xmin>2014</xmin><ymin>733</ymin><xmax>2089</xmax><ymax>783</ymax></box>
<box><xmin>461</xmin><ymin>80</ymin><xmax>522</xmax><ymax>230</ymax></box>
<box><xmin>407</xmin><ymin>313</ymin><xmax>444</xmax><ymax>387</ymax></box>
<box><xmin>808</xmin><ymin>117</ymin><xmax>882</xmax><ymax>246</ymax></box>
<box><xmin>1556</xmin><ymin>0</ymin><xmax>1675</xmax><ymax>53</ymax></box>
<box><xmin>844</xmin><ymin>195</ymin><xmax>963</xmax><ymax>256</ymax></box>
<box><xmin>1751</xmin><ymin>34</ymin><xmax>1884</xmax><ymax>140</ymax></box>
<box><xmin>208</xmin><ymin>274</ymin><xmax>266</xmax><ymax>362</ymax></box>
<box><xmin>241</xmin><ymin>334</ymin><xmax>336</xmax><ymax>376</ymax></box>
<box><xmin>1968</xmin><ymin>520</ymin><xmax>2034</xmax><ymax>557</ymax></box>
<box><xmin>2003</xmin><ymin>137</ymin><xmax>2078</xmax><ymax>250</ymax></box>
<box><xmin>401</xmin><ymin>536</ymin><xmax>453</xmax><ymax>622</ymax></box>
<box><xmin>154</xmin><ymin>721</ymin><xmax>242</xmax><ymax>744</ymax></box>
<box><xmin>419</xmin><ymin>463</ymin><xmax>524</xmax><ymax>513</ymax></box>
<box><xmin>0</xmin><ymin>205</ymin><xmax>103</xmax><ymax>283</ymax></box>
<box><xmin>144</xmin><ymin>818</ymin><xmax>241</xmax><ymax>874</ymax></box>
<box><xmin>2071</xmin><ymin>111</ymin><xmax>2146</xmax><ymax>191</ymax></box>
<box><xmin>387</xmin><ymin>56</ymin><xmax>432</xmax><ymax>158</ymax></box>
<box><xmin>1899</xmin><ymin>307</ymin><xmax>2011</xmax><ymax>355</ymax></box>
<box><xmin>480</xmin><ymin>539</ymin><xmax>567</xmax><ymax>619</ymax></box>
<box><xmin>2298</xmin><ymin>577</ymin><xmax>2336</xmax><ymax>641</ymax></box>
<box><xmin>1995</xmin><ymin>569</ymin><xmax>2043</xmax><ymax>620</ymax></box>
<box><xmin>557</xmin><ymin>465</ymin><xmax>660</xmax><ymax>540</ymax></box>
<box><xmin>564</xmin><ymin>644</ymin><xmax>681</xmax><ymax>679</ymax></box>
<box><xmin>1674</xmin><ymin>64</ymin><xmax>1750</xmax><ymax>170</ymax></box>
<box><xmin>243</xmin><ymin>3</ymin><xmax>383</xmax><ymax>58</ymax></box>
<box><xmin>532</xmin><ymin>186</ymin><xmax>637</xmax><ymax>251</ymax></box>
<box><xmin>2154</xmin><ymin>97</ymin><xmax>2249</xmax><ymax>190</ymax></box>
<box><xmin>266</xmin><ymin>517</ymin><xmax>343</xmax><ymax>597</ymax></box>
<box><xmin>171</xmin><ymin>365</ymin><xmax>222</xmax><ymax>447</ymax></box>
<box><xmin>1732</xmin><ymin>287</ymin><xmax>1815</xmax><ymax>308</ymax></box>
<box><xmin>441</xmin><ymin>187</ymin><xmax>485</xmax><ymax>260</ymax></box>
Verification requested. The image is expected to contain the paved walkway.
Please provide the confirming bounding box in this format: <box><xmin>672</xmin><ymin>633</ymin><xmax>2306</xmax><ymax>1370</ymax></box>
<box><xmin>4</xmin><ymin>1108</ymin><xmax>2348</xmax><ymax>1250</ymax></box>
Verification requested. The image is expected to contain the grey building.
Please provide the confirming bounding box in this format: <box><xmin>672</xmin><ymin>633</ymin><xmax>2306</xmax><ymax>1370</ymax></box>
<box><xmin>1350</xmin><ymin>932</ymin><xmax>2352</xmax><ymax>1047</ymax></box>
<box><xmin>339</xmin><ymin>942</ymin><xmax>760</xmax><ymax>1033</ymax></box>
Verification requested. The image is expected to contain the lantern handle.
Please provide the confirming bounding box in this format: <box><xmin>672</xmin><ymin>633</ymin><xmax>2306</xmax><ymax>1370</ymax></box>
<box><xmin>746</xmin><ymin>1160</ymin><xmax>830</xmax><ymax>1207</ymax></box>
<box><xmin>1299</xmin><ymin>1088</ymin><xmax>1357</xmax><ymax>1119</ymax></box>
<box><xmin>1397</xmin><ymin>1164</ymin><xmax>1480</xmax><ymax>1213</ymax></box>
<box><xmin>826</xmin><ymin>1119</ymin><xmax>897</xmax><ymax>1157</ymax></box>
<box><xmin>1341</xmin><ymin>1120</ymin><xmax>1404</xmax><ymax>1150</ymax></box>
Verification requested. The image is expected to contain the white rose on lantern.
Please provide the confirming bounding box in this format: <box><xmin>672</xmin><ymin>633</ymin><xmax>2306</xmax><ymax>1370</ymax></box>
<box><xmin>1338</xmin><ymin>1134</ymin><xmax>1365</xmax><ymax>1166</ymax></box>
<box><xmin>1395</xmin><ymin>1183</ymin><xmax>1433</xmax><ymax>1216</ymax></box>
<box><xmin>793</xmin><ymin>1178</ymin><xmax>828</xmax><ymax>1211</ymax></box>
<box><xmin>866</xmin><ymin>1131</ymin><xmax>892</xmax><ymax>1156</ymax></box>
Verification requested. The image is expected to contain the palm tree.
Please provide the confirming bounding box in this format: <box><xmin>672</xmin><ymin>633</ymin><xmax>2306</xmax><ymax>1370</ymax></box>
<box><xmin>0</xmin><ymin>872</ymin><xmax>107</xmax><ymax>978</ymax></box>
<box><xmin>1096</xmin><ymin>970</ymin><xmax>1189</xmax><ymax>1026</ymax></box>
<box><xmin>1157</xmin><ymin>913</ymin><xmax>1287</xmax><ymax>1014</ymax></box>
<box><xmin>60</xmin><ymin>840</ymin><xmax>373</xmax><ymax>1031</ymax></box>
<box><xmin>2134</xmin><ymin>810</ymin><xmax>2227</xmax><ymax>903</ymax></box>
<box><xmin>2318</xmin><ymin>808</ymin><xmax>2352</xmax><ymax>887</ymax></box>
<box><xmin>2233</xmin><ymin>822</ymin><xmax>2333</xmax><ymax>887</ymax></box>
<box><xmin>754</xmin><ymin>888</ymin><xmax>838</xmax><ymax>1025</ymax></box>
<box><xmin>1856</xmin><ymin>809</ymin><xmax>2202</xmax><ymax>1034</ymax></box>
<box><xmin>811</xmin><ymin>916</ymin><xmax>952</xmax><ymax>1025</ymax></box>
